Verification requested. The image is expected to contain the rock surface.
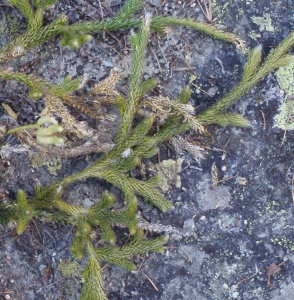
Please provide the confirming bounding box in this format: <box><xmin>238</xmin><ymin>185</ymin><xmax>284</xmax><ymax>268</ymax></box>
<box><xmin>0</xmin><ymin>1</ymin><xmax>294</xmax><ymax>299</ymax></box>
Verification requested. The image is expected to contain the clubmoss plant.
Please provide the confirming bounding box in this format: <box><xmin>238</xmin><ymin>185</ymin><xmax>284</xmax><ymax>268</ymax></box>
<box><xmin>0</xmin><ymin>0</ymin><xmax>294</xmax><ymax>299</ymax></box>
<box><xmin>5</xmin><ymin>116</ymin><xmax>64</xmax><ymax>144</ymax></box>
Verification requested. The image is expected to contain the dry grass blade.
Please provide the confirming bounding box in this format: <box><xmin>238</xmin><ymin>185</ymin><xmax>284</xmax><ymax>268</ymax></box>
<box><xmin>197</xmin><ymin>0</ymin><xmax>214</xmax><ymax>23</ymax></box>
<box><xmin>2</xmin><ymin>103</ymin><xmax>17</xmax><ymax>120</ymax></box>
<box><xmin>141</xmin><ymin>271</ymin><xmax>159</xmax><ymax>292</ymax></box>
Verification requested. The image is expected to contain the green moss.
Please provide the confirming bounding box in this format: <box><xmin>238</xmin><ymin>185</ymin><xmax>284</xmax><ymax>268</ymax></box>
<box><xmin>0</xmin><ymin>14</ymin><xmax>26</xmax><ymax>37</ymax></box>
<box><xmin>58</xmin><ymin>257</ymin><xmax>81</xmax><ymax>278</ymax></box>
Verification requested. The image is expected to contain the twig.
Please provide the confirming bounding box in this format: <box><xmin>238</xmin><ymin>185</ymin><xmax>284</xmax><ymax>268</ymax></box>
<box><xmin>0</xmin><ymin>2</ymin><xmax>13</xmax><ymax>7</ymax></box>
<box><xmin>0</xmin><ymin>230</ymin><xmax>13</xmax><ymax>238</ymax></box>
<box><xmin>260</xmin><ymin>110</ymin><xmax>266</xmax><ymax>130</ymax></box>
<box><xmin>172</xmin><ymin>67</ymin><xmax>197</xmax><ymax>71</ymax></box>
<box><xmin>96</xmin><ymin>0</ymin><xmax>104</xmax><ymax>19</ymax></box>
<box><xmin>36</xmin><ymin>278</ymin><xmax>65</xmax><ymax>293</ymax></box>
<box><xmin>223</xmin><ymin>136</ymin><xmax>232</xmax><ymax>150</ymax></box>
<box><xmin>215</xmin><ymin>56</ymin><xmax>225</xmax><ymax>74</ymax></box>
<box><xmin>141</xmin><ymin>271</ymin><xmax>159</xmax><ymax>292</ymax></box>
<box><xmin>181</xmin><ymin>248</ymin><xmax>193</xmax><ymax>263</ymax></box>
<box><xmin>217</xmin><ymin>174</ymin><xmax>238</xmax><ymax>184</ymax></box>
<box><xmin>157</xmin><ymin>39</ymin><xmax>168</xmax><ymax>65</ymax></box>
<box><xmin>43</xmin><ymin>229</ymin><xmax>56</xmax><ymax>245</ymax></box>
<box><xmin>151</xmin><ymin>47</ymin><xmax>162</xmax><ymax>74</ymax></box>
<box><xmin>31</xmin><ymin>218</ymin><xmax>43</xmax><ymax>243</ymax></box>
<box><xmin>107</xmin><ymin>32</ymin><xmax>123</xmax><ymax>49</ymax></box>
<box><xmin>102</xmin><ymin>43</ymin><xmax>129</xmax><ymax>71</ymax></box>
<box><xmin>170</xmin><ymin>35</ymin><xmax>198</xmax><ymax>77</ymax></box>
<box><xmin>189</xmin><ymin>80</ymin><xmax>213</xmax><ymax>97</ymax></box>
<box><xmin>232</xmin><ymin>264</ymin><xmax>259</xmax><ymax>289</ymax></box>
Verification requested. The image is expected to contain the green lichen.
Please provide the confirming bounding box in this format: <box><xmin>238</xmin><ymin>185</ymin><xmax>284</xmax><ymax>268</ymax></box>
<box><xmin>63</xmin><ymin>279</ymin><xmax>75</xmax><ymax>298</ymax></box>
<box><xmin>274</xmin><ymin>97</ymin><xmax>294</xmax><ymax>131</ymax></box>
<box><xmin>248</xmin><ymin>31</ymin><xmax>261</xmax><ymax>41</ymax></box>
<box><xmin>46</xmin><ymin>157</ymin><xmax>62</xmax><ymax>176</ymax></box>
<box><xmin>153</xmin><ymin>158</ymin><xmax>184</xmax><ymax>193</ymax></box>
<box><xmin>276</xmin><ymin>59</ymin><xmax>294</xmax><ymax>96</ymax></box>
<box><xmin>271</xmin><ymin>236</ymin><xmax>294</xmax><ymax>251</ymax></box>
<box><xmin>251</xmin><ymin>13</ymin><xmax>275</xmax><ymax>32</ymax></box>
<box><xmin>29</xmin><ymin>152</ymin><xmax>62</xmax><ymax>176</ymax></box>
<box><xmin>248</xmin><ymin>13</ymin><xmax>276</xmax><ymax>41</ymax></box>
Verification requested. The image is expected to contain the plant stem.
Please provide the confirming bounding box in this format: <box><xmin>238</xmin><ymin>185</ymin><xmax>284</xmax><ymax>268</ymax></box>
<box><xmin>6</xmin><ymin>124</ymin><xmax>38</xmax><ymax>135</ymax></box>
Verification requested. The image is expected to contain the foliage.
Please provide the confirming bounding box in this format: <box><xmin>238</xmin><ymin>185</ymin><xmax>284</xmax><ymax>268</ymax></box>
<box><xmin>0</xmin><ymin>0</ymin><xmax>294</xmax><ymax>299</ymax></box>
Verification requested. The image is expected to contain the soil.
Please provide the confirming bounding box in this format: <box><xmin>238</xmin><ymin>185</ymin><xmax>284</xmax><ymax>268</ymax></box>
<box><xmin>1</xmin><ymin>0</ymin><xmax>294</xmax><ymax>300</ymax></box>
